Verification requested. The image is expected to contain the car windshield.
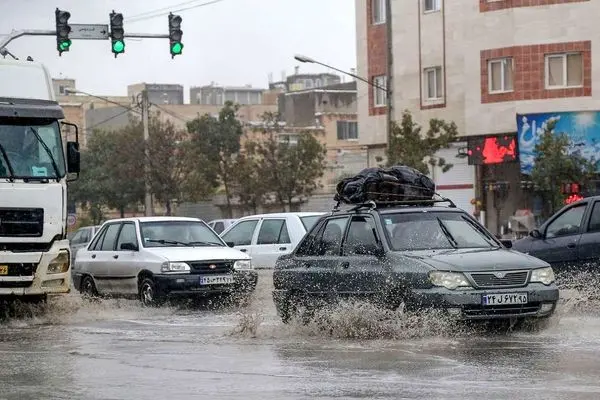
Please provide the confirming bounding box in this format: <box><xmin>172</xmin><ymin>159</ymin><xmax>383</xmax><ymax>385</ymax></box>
<box><xmin>0</xmin><ymin>119</ymin><xmax>66</xmax><ymax>179</ymax></box>
<box><xmin>301</xmin><ymin>215</ymin><xmax>322</xmax><ymax>231</ymax></box>
<box><xmin>381</xmin><ymin>211</ymin><xmax>499</xmax><ymax>251</ymax></box>
<box><xmin>139</xmin><ymin>220</ymin><xmax>225</xmax><ymax>248</ymax></box>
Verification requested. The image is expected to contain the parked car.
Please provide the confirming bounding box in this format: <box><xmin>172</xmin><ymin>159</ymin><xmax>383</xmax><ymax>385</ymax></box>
<box><xmin>69</xmin><ymin>225</ymin><xmax>101</xmax><ymax>265</ymax></box>
<box><xmin>72</xmin><ymin>216</ymin><xmax>257</xmax><ymax>306</ymax></box>
<box><xmin>207</xmin><ymin>219</ymin><xmax>237</xmax><ymax>234</ymax></box>
<box><xmin>272</xmin><ymin>200</ymin><xmax>559</xmax><ymax>323</ymax></box>
<box><xmin>220</xmin><ymin>212</ymin><xmax>326</xmax><ymax>269</ymax></box>
<box><xmin>512</xmin><ymin>196</ymin><xmax>600</xmax><ymax>274</ymax></box>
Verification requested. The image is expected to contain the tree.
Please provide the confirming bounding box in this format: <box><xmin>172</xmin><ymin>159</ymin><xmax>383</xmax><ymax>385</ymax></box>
<box><xmin>146</xmin><ymin>114</ymin><xmax>191</xmax><ymax>215</ymax></box>
<box><xmin>385</xmin><ymin>110</ymin><xmax>459</xmax><ymax>174</ymax></box>
<box><xmin>231</xmin><ymin>140</ymin><xmax>268</xmax><ymax>214</ymax></box>
<box><xmin>251</xmin><ymin>112</ymin><xmax>327</xmax><ymax>211</ymax></box>
<box><xmin>187</xmin><ymin>101</ymin><xmax>243</xmax><ymax>217</ymax></box>
<box><xmin>530</xmin><ymin>120</ymin><xmax>596</xmax><ymax>217</ymax></box>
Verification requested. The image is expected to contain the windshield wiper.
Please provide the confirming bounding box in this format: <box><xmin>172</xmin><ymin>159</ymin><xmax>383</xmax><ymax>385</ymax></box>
<box><xmin>29</xmin><ymin>127</ymin><xmax>60</xmax><ymax>182</ymax></box>
<box><xmin>436</xmin><ymin>217</ymin><xmax>458</xmax><ymax>248</ymax></box>
<box><xmin>0</xmin><ymin>143</ymin><xmax>15</xmax><ymax>182</ymax></box>
<box><xmin>147</xmin><ymin>239</ymin><xmax>191</xmax><ymax>247</ymax></box>
<box><xmin>187</xmin><ymin>241</ymin><xmax>222</xmax><ymax>247</ymax></box>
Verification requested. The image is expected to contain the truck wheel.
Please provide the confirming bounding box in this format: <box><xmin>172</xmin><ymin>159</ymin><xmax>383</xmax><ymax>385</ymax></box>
<box><xmin>139</xmin><ymin>278</ymin><xmax>163</xmax><ymax>307</ymax></box>
<box><xmin>80</xmin><ymin>276</ymin><xmax>98</xmax><ymax>299</ymax></box>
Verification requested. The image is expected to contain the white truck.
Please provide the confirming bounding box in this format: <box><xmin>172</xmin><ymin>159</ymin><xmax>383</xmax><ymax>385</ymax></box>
<box><xmin>0</xmin><ymin>58</ymin><xmax>80</xmax><ymax>302</ymax></box>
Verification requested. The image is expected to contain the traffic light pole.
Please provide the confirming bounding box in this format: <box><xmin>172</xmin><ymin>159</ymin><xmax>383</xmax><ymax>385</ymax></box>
<box><xmin>0</xmin><ymin>30</ymin><xmax>169</xmax><ymax>52</ymax></box>
<box><xmin>141</xmin><ymin>90</ymin><xmax>153</xmax><ymax>217</ymax></box>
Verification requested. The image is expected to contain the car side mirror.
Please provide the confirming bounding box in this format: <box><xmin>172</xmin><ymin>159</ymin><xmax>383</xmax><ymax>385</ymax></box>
<box><xmin>530</xmin><ymin>229</ymin><xmax>542</xmax><ymax>239</ymax></box>
<box><xmin>67</xmin><ymin>141</ymin><xmax>80</xmax><ymax>174</ymax></box>
<box><xmin>120</xmin><ymin>242</ymin><xmax>138</xmax><ymax>251</ymax></box>
<box><xmin>226</xmin><ymin>241</ymin><xmax>235</xmax><ymax>248</ymax></box>
<box><xmin>500</xmin><ymin>239</ymin><xmax>513</xmax><ymax>249</ymax></box>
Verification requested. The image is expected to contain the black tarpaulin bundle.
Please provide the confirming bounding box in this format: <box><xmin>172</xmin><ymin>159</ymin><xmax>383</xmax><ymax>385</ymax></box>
<box><xmin>334</xmin><ymin>165</ymin><xmax>436</xmax><ymax>204</ymax></box>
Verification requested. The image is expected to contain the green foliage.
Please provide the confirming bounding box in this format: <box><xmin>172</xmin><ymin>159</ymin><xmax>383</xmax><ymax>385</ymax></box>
<box><xmin>530</xmin><ymin>120</ymin><xmax>596</xmax><ymax>216</ymax></box>
<box><xmin>187</xmin><ymin>101</ymin><xmax>243</xmax><ymax>217</ymax></box>
<box><xmin>236</xmin><ymin>112</ymin><xmax>327</xmax><ymax>211</ymax></box>
<box><xmin>386</xmin><ymin>110</ymin><xmax>458</xmax><ymax>174</ymax></box>
<box><xmin>231</xmin><ymin>140</ymin><xmax>267</xmax><ymax>214</ymax></box>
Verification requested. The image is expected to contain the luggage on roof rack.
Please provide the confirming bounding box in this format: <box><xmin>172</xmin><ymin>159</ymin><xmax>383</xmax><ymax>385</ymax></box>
<box><xmin>334</xmin><ymin>165</ymin><xmax>436</xmax><ymax>205</ymax></box>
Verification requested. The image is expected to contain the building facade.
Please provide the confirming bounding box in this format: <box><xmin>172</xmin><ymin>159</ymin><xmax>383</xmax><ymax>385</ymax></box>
<box><xmin>190</xmin><ymin>84</ymin><xmax>266</xmax><ymax>106</ymax></box>
<box><xmin>356</xmin><ymin>0</ymin><xmax>599</xmax><ymax>234</ymax></box>
<box><xmin>127</xmin><ymin>83</ymin><xmax>184</xmax><ymax>105</ymax></box>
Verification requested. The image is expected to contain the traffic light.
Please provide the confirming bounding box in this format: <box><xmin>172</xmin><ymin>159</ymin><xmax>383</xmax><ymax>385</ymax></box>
<box><xmin>168</xmin><ymin>13</ymin><xmax>183</xmax><ymax>58</ymax></box>
<box><xmin>109</xmin><ymin>11</ymin><xmax>125</xmax><ymax>57</ymax></box>
<box><xmin>55</xmin><ymin>8</ymin><xmax>72</xmax><ymax>56</ymax></box>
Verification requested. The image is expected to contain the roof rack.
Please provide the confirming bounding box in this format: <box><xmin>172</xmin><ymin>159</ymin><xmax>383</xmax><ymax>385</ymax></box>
<box><xmin>332</xmin><ymin>193</ymin><xmax>457</xmax><ymax>212</ymax></box>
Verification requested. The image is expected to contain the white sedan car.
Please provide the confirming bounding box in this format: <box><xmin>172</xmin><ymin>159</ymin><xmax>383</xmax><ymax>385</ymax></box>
<box><xmin>220</xmin><ymin>212</ymin><xmax>325</xmax><ymax>269</ymax></box>
<box><xmin>72</xmin><ymin>216</ymin><xmax>257</xmax><ymax>306</ymax></box>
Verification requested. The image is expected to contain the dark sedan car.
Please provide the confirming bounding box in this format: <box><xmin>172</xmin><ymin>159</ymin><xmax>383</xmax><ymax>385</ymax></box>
<box><xmin>273</xmin><ymin>200</ymin><xmax>559</xmax><ymax>323</ymax></box>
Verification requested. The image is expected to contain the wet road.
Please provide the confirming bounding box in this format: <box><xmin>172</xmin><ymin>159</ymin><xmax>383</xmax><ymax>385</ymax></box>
<box><xmin>2</xmin><ymin>271</ymin><xmax>600</xmax><ymax>400</ymax></box>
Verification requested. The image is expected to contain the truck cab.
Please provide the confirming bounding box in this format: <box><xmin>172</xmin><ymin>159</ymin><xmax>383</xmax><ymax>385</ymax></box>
<box><xmin>0</xmin><ymin>59</ymin><xmax>80</xmax><ymax>300</ymax></box>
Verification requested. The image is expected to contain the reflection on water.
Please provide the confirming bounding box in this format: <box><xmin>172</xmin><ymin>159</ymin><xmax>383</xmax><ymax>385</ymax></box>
<box><xmin>1</xmin><ymin>270</ymin><xmax>600</xmax><ymax>399</ymax></box>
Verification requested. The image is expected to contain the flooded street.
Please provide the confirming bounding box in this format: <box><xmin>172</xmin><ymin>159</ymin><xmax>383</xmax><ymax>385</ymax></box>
<box><xmin>2</xmin><ymin>270</ymin><xmax>600</xmax><ymax>400</ymax></box>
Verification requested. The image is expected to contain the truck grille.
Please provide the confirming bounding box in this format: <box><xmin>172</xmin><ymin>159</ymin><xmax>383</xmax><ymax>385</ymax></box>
<box><xmin>0</xmin><ymin>263</ymin><xmax>37</xmax><ymax>288</ymax></box>
<box><xmin>463</xmin><ymin>303</ymin><xmax>541</xmax><ymax>318</ymax></box>
<box><xmin>469</xmin><ymin>271</ymin><xmax>529</xmax><ymax>288</ymax></box>
<box><xmin>189</xmin><ymin>261</ymin><xmax>233</xmax><ymax>275</ymax></box>
<box><xmin>0</xmin><ymin>208</ymin><xmax>44</xmax><ymax>237</ymax></box>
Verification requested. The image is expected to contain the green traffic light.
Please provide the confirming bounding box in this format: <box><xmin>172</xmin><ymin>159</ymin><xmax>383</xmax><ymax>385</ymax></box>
<box><xmin>112</xmin><ymin>40</ymin><xmax>125</xmax><ymax>53</ymax></box>
<box><xmin>171</xmin><ymin>42</ymin><xmax>183</xmax><ymax>55</ymax></box>
<box><xmin>59</xmin><ymin>39</ymin><xmax>71</xmax><ymax>51</ymax></box>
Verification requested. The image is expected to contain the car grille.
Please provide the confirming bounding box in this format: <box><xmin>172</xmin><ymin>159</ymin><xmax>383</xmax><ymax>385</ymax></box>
<box><xmin>0</xmin><ymin>208</ymin><xmax>44</xmax><ymax>237</ymax></box>
<box><xmin>188</xmin><ymin>261</ymin><xmax>233</xmax><ymax>275</ymax></box>
<box><xmin>0</xmin><ymin>263</ymin><xmax>38</xmax><ymax>288</ymax></box>
<box><xmin>469</xmin><ymin>271</ymin><xmax>529</xmax><ymax>288</ymax></box>
<box><xmin>463</xmin><ymin>303</ymin><xmax>541</xmax><ymax>318</ymax></box>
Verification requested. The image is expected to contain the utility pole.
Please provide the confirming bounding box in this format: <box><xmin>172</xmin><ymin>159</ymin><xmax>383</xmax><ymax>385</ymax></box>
<box><xmin>385</xmin><ymin>0</ymin><xmax>394</xmax><ymax>142</ymax></box>
<box><xmin>141</xmin><ymin>90</ymin><xmax>153</xmax><ymax>216</ymax></box>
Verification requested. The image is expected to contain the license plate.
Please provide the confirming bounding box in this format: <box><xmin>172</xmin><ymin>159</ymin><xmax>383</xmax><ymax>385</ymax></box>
<box><xmin>482</xmin><ymin>293</ymin><xmax>528</xmax><ymax>306</ymax></box>
<box><xmin>199</xmin><ymin>275</ymin><xmax>234</xmax><ymax>285</ymax></box>
<box><xmin>0</xmin><ymin>265</ymin><xmax>7</xmax><ymax>275</ymax></box>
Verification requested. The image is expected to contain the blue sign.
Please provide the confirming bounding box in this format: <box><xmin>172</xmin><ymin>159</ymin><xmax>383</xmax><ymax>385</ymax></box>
<box><xmin>517</xmin><ymin>111</ymin><xmax>600</xmax><ymax>175</ymax></box>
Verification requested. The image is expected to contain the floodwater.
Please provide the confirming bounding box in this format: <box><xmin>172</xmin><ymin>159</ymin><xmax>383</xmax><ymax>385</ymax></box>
<box><xmin>1</xmin><ymin>270</ymin><xmax>600</xmax><ymax>400</ymax></box>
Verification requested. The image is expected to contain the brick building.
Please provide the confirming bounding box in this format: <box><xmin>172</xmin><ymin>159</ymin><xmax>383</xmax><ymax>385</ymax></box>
<box><xmin>356</xmin><ymin>0</ymin><xmax>598</xmax><ymax>234</ymax></box>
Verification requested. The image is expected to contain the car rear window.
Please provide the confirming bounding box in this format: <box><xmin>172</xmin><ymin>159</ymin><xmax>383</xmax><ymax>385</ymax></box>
<box><xmin>300</xmin><ymin>215</ymin><xmax>322</xmax><ymax>231</ymax></box>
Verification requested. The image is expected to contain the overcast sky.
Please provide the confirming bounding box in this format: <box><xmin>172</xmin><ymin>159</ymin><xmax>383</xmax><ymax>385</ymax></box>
<box><xmin>1</xmin><ymin>0</ymin><xmax>357</xmax><ymax>100</ymax></box>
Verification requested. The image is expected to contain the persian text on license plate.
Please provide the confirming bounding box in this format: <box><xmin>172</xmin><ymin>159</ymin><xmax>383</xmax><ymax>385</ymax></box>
<box><xmin>199</xmin><ymin>275</ymin><xmax>234</xmax><ymax>285</ymax></box>
<box><xmin>482</xmin><ymin>293</ymin><xmax>528</xmax><ymax>306</ymax></box>
<box><xmin>0</xmin><ymin>265</ymin><xmax>7</xmax><ymax>275</ymax></box>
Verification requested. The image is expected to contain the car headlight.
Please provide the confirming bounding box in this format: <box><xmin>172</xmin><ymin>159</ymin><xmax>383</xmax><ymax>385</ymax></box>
<box><xmin>429</xmin><ymin>271</ymin><xmax>472</xmax><ymax>290</ymax></box>
<box><xmin>530</xmin><ymin>267</ymin><xmax>555</xmax><ymax>285</ymax></box>
<box><xmin>47</xmin><ymin>250</ymin><xmax>70</xmax><ymax>274</ymax></box>
<box><xmin>161</xmin><ymin>262</ymin><xmax>191</xmax><ymax>273</ymax></box>
<box><xmin>234</xmin><ymin>260</ymin><xmax>252</xmax><ymax>270</ymax></box>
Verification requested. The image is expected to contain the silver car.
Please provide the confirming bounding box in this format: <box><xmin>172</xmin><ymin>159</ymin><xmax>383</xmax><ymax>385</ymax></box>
<box><xmin>69</xmin><ymin>225</ymin><xmax>100</xmax><ymax>264</ymax></box>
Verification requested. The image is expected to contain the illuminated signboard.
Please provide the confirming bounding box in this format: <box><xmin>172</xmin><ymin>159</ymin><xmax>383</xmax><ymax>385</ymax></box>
<box><xmin>467</xmin><ymin>135</ymin><xmax>518</xmax><ymax>165</ymax></box>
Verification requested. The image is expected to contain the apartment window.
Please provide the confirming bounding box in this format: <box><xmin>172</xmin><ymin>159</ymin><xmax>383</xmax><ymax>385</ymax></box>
<box><xmin>424</xmin><ymin>0</ymin><xmax>441</xmax><ymax>12</ymax></box>
<box><xmin>372</xmin><ymin>0</ymin><xmax>386</xmax><ymax>24</ymax></box>
<box><xmin>488</xmin><ymin>58</ymin><xmax>514</xmax><ymax>93</ymax></box>
<box><xmin>337</xmin><ymin>121</ymin><xmax>358</xmax><ymax>140</ymax></box>
<box><xmin>545</xmin><ymin>53</ymin><xmax>583</xmax><ymax>89</ymax></box>
<box><xmin>373</xmin><ymin>75</ymin><xmax>387</xmax><ymax>107</ymax></box>
<box><xmin>424</xmin><ymin>67</ymin><xmax>443</xmax><ymax>99</ymax></box>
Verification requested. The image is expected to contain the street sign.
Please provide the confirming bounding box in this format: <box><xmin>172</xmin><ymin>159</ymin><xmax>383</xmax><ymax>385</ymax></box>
<box><xmin>67</xmin><ymin>213</ymin><xmax>77</xmax><ymax>227</ymax></box>
<box><xmin>69</xmin><ymin>24</ymin><xmax>109</xmax><ymax>40</ymax></box>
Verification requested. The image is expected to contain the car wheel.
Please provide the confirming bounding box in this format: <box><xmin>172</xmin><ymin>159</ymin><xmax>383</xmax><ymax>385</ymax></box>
<box><xmin>80</xmin><ymin>275</ymin><xmax>98</xmax><ymax>299</ymax></box>
<box><xmin>139</xmin><ymin>278</ymin><xmax>163</xmax><ymax>307</ymax></box>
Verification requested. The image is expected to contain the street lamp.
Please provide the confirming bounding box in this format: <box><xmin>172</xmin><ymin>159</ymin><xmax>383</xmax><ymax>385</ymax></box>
<box><xmin>294</xmin><ymin>54</ymin><xmax>387</xmax><ymax>92</ymax></box>
<box><xmin>294</xmin><ymin>53</ymin><xmax>393</xmax><ymax>152</ymax></box>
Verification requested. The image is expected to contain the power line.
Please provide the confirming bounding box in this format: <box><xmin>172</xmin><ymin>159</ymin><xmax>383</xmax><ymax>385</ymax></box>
<box><xmin>151</xmin><ymin>103</ymin><xmax>192</xmax><ymax>124</ymax></box>
<box><xmin>126</xmin><ymin>0</ymin><xmax>226</xmax><ymax>23</ymax></box>
<box><xmin>85</xmin><ymin>108</ymin><xmax>135</xmax><ymax>132</ymax></box>
<box><xmin>66</xmin><ymin>89</ymin><xmax>140</xmax><ymax>114</ymax></box>
<box><xmin>126</xmin><ymin>0</ymin><xmax>210</xmax><ymax>20</ymax></box>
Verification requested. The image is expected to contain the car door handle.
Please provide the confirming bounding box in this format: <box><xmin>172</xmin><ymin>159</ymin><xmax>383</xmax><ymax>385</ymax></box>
<box><xmin>91</xmin><ymin>254</ymin><xmax>96</xmax><ymax>259</ymax></box>
<box><xmin>341</xmin><ymin>262</ymin><xmax>350</xmax><ymax>269</ymax></box>
<box><xmin>113</xmin><ymin>255</ymin><xmax>119</xmax><ymax>259</ymax></box>
<box><xmin>239</xmin><ymin>248</ymin><xmax>247</xmax><ymax>253</ymax></box>
<box><xmin>279</xmin><ymin>247</ymin><xmax>288</xmax><ymax>251</ymax></box>
<box><xmin>567</xmin><ymin>243</ymin><xmax>577</xmax><ymax>249</ymax></box>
